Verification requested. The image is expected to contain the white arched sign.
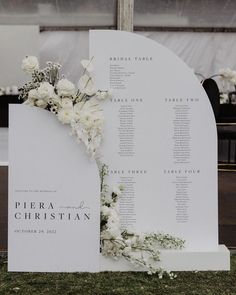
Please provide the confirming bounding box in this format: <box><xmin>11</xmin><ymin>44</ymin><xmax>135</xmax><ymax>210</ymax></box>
<box><xmin>90</xmin><ymin>30</ymin><xmax>229</xmax><ymax>270</ymax></box>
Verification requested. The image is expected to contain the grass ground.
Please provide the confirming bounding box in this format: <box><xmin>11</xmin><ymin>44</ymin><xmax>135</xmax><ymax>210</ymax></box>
<box><xmin>0</xmin><ymin>255</ymin><xmax>236</xmax><ymax>295</ymax></box>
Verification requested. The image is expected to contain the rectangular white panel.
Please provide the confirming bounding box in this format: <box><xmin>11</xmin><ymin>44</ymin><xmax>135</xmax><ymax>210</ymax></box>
<box><xmin>8</xmin><ymin>105</ymin><xmax>100</xmax><ymax>272</ymax></box>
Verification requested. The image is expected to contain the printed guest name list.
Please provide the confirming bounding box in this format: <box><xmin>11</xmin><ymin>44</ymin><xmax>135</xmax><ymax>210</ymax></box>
<box><xmin>90</xmin><ymin>30</ymin><xmax>218</xmax><ymax>251</ymax></box>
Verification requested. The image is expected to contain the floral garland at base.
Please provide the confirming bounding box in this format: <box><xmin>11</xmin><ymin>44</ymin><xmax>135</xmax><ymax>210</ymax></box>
<box><xmin>20</xmin><ymin>56</ymin><xmax>185</xmax><ymax>277</ymax></box>
<box><xmin>99</xmin><ymin>164</ymin><xmax>185</xmax><ymax>278</ymax></box>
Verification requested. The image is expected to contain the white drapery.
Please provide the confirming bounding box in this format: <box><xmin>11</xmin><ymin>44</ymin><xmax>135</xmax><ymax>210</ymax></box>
<box><xmin>40</xmin><ymin>31</ymin><xmax>89</xmax><ymax>84</ymax></box>
<box><xmin>40</xmin><ymin>31</ymin><xmax>236</xmax><ymax>84</ymax></box>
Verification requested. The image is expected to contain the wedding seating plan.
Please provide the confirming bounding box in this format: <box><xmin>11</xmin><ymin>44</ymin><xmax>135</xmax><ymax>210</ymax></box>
<box><xmin>8</xmin><ymin>105</ymin><xmax>100</xmax><ymax>272</ymax></box>
<box><xmin>90</xmin><ymin>30</ymin><xmax>217</xmax><ymax>250</ymax></box>
<box><xmin>8</xmin><ymin>30</ymin><xmax>230</xmax><ymax>273</ymax></box>
<box><xmin>90</xmin><ymin>30</ymin><xmax>229</xmax><ymax>270</ymax></box>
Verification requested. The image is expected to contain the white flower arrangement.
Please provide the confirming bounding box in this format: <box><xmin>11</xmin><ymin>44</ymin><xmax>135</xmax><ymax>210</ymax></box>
<box><xmin>20</xmin><ymin>56</ymin><xmax>185</xmax><ymax>277</ymax></box>
<box><xmin>99</xmin><ymin>164</ymin><xmax>185</xmax><ymax>277</ymax></box>
<box><xmin>20</xmin><ymin>56</ymin><xmax>110</xmax><ymax>159</ymax></box>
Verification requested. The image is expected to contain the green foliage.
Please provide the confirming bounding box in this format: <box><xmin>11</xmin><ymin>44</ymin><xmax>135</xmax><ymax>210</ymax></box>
<box><xmin>0</xmin><ymin>254</ymin><xmax>236</xmax><ymax>295</ymax></box>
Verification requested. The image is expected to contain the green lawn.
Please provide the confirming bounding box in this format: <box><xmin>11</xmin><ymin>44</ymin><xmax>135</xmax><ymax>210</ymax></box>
<box><xmin>0</xmin><ymin>255</ymin><xmax>236</xmax><ymax>295</ymax></box>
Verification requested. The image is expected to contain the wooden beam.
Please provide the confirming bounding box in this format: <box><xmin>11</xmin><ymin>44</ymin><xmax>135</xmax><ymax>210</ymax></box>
<box><xmin>39</xmin><ymin>26</ymin><xmax>236</xmax><ymax>33</ymax></box>
<box><xmin>134</xmin><ymin>26</ymin><xmax>236</xmax><ymax>33</ymax></box>
<box><xmin>117</xmin><ymin>0</ymin><xmax>134</xmax><ymax>32</ymax></box>
<box><xmin>40</xmin><ymin>25</ymin><xmax>116</xmax><ymax>32</ymax></box>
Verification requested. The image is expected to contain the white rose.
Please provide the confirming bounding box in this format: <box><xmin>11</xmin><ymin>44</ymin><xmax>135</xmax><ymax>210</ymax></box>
<box><xmin>57</xmin><ymin>79</ymin><xmax>75</xmax><ymax>97</ymax></box>
<box><xmin>51</xmin><ymin>94</ymin><xmax>61</xmax><ymax>105</ymax></box>
<box><xmin>22</xmin><ymin>56</ymin><xmax>39</xmax><ymax>74</ymax></box>
<box><xmin>37</xmin><ymin>82</ymin><xmax>54</xmax><ymax>100</ymax></box>
<box><xmin>35</xmin><ymin>99</ymin><xmax>47</xmax><ymax>108</ymax></box>
<box><xmin>57</xmin><ymin>108</ymin><xmax>74</xmax><ymax>124</ymax></box>
<box><xmin>28</xmin><ymin>89</ymin><xmax>39</xmax><ymax>100</ymax></box>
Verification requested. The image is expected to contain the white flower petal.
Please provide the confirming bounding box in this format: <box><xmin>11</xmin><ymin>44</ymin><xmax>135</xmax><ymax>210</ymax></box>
<box><xmin>37</xmin><ymin>82</ymin><xmax>54</xmax><ymax>100</ymax></box>
<box><xmin>81</xmin><ymin>59</ymin><xmax>94</xmax><ymax>72</ymax></box>
<box><xmin>57</xmin><ymin>108</ymin><xmax>74</xmax><ymax>124</ymax></box>
<box><xmin>57</xmin><ymin>79</ymin><xmax>75</xmax><ymax>97</ymax></box>
<box><xmin>61</xmin><ymin>98</ymin><xmax>73</xmax><ymax>109</ymax></box>
<box><xmin>22</xmin><ymin>56</ymin><xmax>39</xmax><ymax>74</ymax></box>
<box><xmin>78</xmin><ymin>74</ymin><xmax>96</xmax><ymax>95</ymax></box>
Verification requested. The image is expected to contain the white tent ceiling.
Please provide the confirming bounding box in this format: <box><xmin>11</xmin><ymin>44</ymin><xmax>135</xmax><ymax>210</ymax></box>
<box><xmin>134</xmin><ymin>0</ymin><xmax>236</xmax><ymax>28</ymax></box>
<box><xmin>0</xmin><ymin>1</ymin><xmax>236</xmax><ymax>83</ymax></box>
<box><xmin>0</xmin><ymin>0</ymin><xmax>116</xmax><ymax>26</ymax></box>
<box><xmin>0</xmin><ymin>0</ymin><xmax>236</xmax><ymax>28</ymax></box>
